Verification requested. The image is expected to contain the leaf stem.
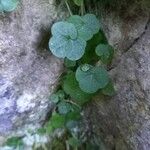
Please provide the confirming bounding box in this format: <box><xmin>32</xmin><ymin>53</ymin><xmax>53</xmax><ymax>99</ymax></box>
<box><xmin>81</xmin><ymin>0</ymin><xmax>85</xmax><ymax>16</ymax></box>
<box><xmin>65</xmin><ymin>0</ymin><xmax>73</xmax><ymax>16</ymax></box>
<box><xmin>65</xmin><ymin>100</ymin><xmax>81</xmax><ymax>109</ymax></box>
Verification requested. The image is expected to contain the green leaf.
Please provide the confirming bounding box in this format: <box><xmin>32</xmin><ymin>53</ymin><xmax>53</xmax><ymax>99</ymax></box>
<box><xmin>80</xmin><ymin>31</ymin><xmax>107</xmax><ymax>64</ymax></box>
<box><xmin>68</xmin><ymin>137</ymin><xmax>81</xmax><ymax>148</ymax></box>
<box><xmin>58</xmin><ymin>102</ymin><xmax>72</xmax><ymax>115</ymax></box>
<box><xmin>73</xmin><ymin>0</ymin><xmax>83</xmax><ymax>6</ymax></box>
<box><xmin>66</xmin><ymin>120</ymin><xmax>78</xmax><ymax>131</ymax></box>
<box><xmin>64</xmin><ymin>58</ymin><xmax>76</xmax><ymax>68</ymax></box>
<box><xmin>37</xmin><ymin>128</ymin><xmax>46</xmax><ymax>135</ymax></box>
<box><xmin>1</xmin><ymin>0</ymin><xmax>19</xmax><ymax>12</ymax></box>
<box><xmin>95</xmin><ymin>44</ymin><xmax>114</xmax><ymax>64</ymax></box>
<box><xmin>63</xmin><ymin>72</ymin><xmax>92</xmax><ymax>105</ymax></box>
<box><xmin>6</xmin><ymin>137</ymin><xmax>23</xmax><ymax>148</ymax></box>
<box><xmin>67</xmin><ymin>14</ymin><xmax>100</xmax><ymax>41</ymax></box>
<box><xmin>0</xmin><ymin>4</ymin><xmax>3</xmax><ymax>12</ymax></box>
<box><xmin>65</xmin><ymin>111</ymin><xmax>81</xmax><ymax>122</ymax></box>
<box><xmin>76</xmin><ymin>64</ymin><xmax>109</xmax><ymax>93</ymax></box>
<box><xmin>50</xmin><ymin>90</ymin><xmax>65</xmax><ymax>103</ymax></box>
<box><xmin>46</xmin><ymin>113</ymin><xmax>65</xmax><ymax>133</ymax></box>
<box><xmin>49</xmin><ymin>21</ymin><xmax>86</xmax><ymax>61</ymax></box>
<box><xmin>102</xmin><ymin>81</ymin><xmax>115</xmax><ymax>96</ymax></box>
<box><xmin>67</xmin><ymin>15</ymin><xmax>84</xmax><ymax>30</ymax></box>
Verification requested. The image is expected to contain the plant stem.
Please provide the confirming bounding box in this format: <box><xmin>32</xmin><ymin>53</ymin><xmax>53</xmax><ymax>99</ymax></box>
<box><xmin>66</xmin><ymin>140</ymin><xmax>70</xmax><ymax>150</ymax></box>
<box><xmin>65</xmin><ymin>100</ymin><xmax>81</xmax><ymax>109</ymax></box>
<box><xmin>81</xmin><ymin>0</ymin><xmax>85</xmax><ymax>16</ymax></box>
<box><xmin>65</xmin><ymin>0</ymin><xmax>73</xmax><ymax>16</ymax></box>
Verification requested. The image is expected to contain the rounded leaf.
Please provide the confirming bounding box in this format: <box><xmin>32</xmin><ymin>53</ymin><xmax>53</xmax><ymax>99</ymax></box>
<box><xmin>67</xmin><ymin>15</ymin><xmax>84</xmax><ymax>30</ymax></box>
<box><xmin>67</xmin><ymin>14</ymin><xmax>100</xmax><ymax>41</ymax></box>
<box><xmin>82</xmin><ymin>14</ymin><xmax>100</xmax><ymax>34</ymax></box>
<box><xmin>58</xmin><ymin>102</ymin><xmax>72</xmax><ymax>115</ymax></box>
<box><xmin>63</xmin><ymin>72</ymin><xmax>92</xmax><ymax>105</ymax></box>
<box><xmin>76</xmin><ymin>64</ymin><xmax>109</xmax><ymax>93</ymax></box>
<box><xmin>49</xmin><ymin>21</ymin><xmax>86</xmax><ymax>60</ymax></box>
<box><xmin>51</xmin><ymin>22</ymin><xmax>77</xmax><ymax>40</ymax></box>
<box><xmin>95</xmin><ymin>44</ymin><xmax>114</xmax><ymax>64</ymax></box>
<box><xmin>1</xmin><ymin>0</ymin><xmax>19</xmax><ymax>12</ymax></box>
<box><xmin>50</xmin><ymin>90</ymin><xmax>65</xmax><ymax>103</ymax></box>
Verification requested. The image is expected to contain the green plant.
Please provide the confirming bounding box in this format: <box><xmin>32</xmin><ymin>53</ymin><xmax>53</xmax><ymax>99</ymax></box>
<box><xmin>0</xmin><ymin>0</ymin><xmax>19</xmax><ymax>12</ymax></box>
<box><xmin>5</xmin><ymin>137</ymin><xmax>23</xmax><ymax>149</ymax></box>
<box><xmin>5</xmin><ymin>0</ymin><xmax>115</xmax><ymax>149</ymax></box>
<box><xmin>44</xmin><ymin>0</ymin><xmax>115</xmax><ymax>149</ymax></box>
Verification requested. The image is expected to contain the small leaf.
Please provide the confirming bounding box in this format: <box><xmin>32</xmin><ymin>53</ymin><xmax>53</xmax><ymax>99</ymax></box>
<box><xmin>63</xmin><ymin>72</ymin><xmax>92</xmax><ymax>105</ymax></box>
<box><xmin>66</xmin><ymin>120</ymin><xmax>78</xmax><ymax>132</ymax></box>
<box><xmin>68</xmin><ymin>137</ymin><xmax>81</xmax><ymax>148</ymax></box>
<box><xmin>46</xmin><ymin>113</ymin><xmax>65</xmax><ymax>133</ymax></box>
<box><xmin>50</xmin><ymin>90</ymin><xmax>65</xmax><ymax>103</ymax></box>
<box><xmin>37</xmin><ymin>128</ymin><xmax>46</xmax><ymax>135</ymax></box>
<box><xmin>64</xmin><ymin>58</ymin><xmax>76</xmax><ymax>68</ymax></box>
<box><xmin>67</xmin><ymin>14</ymin><xmax>100</xmax><ymax>41</ymax></box>
<box><xmin>73</xmin><ymin>0</ymin><xmax>83</xmax><ymax>6</ymax></box>
<box><xmin>58</xmin><ymin>102</ymin><xmax>72</xmax><ymax>115</ymax></box>
<box><xmin>1</xmin><ymin>0</ymin><xmax>19</xmax><ymax>12</ymax></box>
<box><xmin>80</xmin><ymin>31</ymin><xmax>107</xmax><ymax>64</ymax></box>
<box><xmin>76</xmin><ymin>64</ymin><xmax>109</xmax><ymax>93</ymax></box>
<box><xmin>65</xmin><ymin>111</ymin><xmax>81</xmax><ymax>122</ymax></box>
<box><xmin>102</xmin><ymin>81</ymin><xmax>115</xmax><ymax>96</ymax></box>
<box><xmin>6</xmin><ymin>137</ymin><xmax>23</xmax><ymax>148</ymax></box>
<box><xmin>95</xmin><ymin>44</ymin><xmax>114</xmax><ymax>64</ymax></box>
<box><xmin>49</xmin><ymin>21</ymin><xmax>86</xmax><ymax>60</ymax></box>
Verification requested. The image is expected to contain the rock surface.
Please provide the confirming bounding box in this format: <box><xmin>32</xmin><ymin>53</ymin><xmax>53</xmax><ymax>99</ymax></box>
<box><xmin>0</xmin><ymin>0</ymin><xmax>150</xmax><ymax>149</ymax></box>
<box><xmin>85</xmin><ymin>13</ymin><xmax>150</xmax><ymax>150</ymax></box>
<box><xmin>0</xmin><ymin>0</ymin><xmax>65</xmax><ymax>142</ymax></box>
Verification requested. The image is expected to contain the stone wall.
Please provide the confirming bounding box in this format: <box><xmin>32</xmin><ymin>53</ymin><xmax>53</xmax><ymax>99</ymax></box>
<box><xmin>0</xmin><ymin>0</ymin><xmax>65</xmax><ymax>145</ymax></box>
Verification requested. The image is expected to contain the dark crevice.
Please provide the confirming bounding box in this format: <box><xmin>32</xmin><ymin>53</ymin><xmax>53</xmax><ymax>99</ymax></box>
<box><xmin>108</xmin><ymin>18</ymin><xmax>150</xmax><ymax>71</ymax></box>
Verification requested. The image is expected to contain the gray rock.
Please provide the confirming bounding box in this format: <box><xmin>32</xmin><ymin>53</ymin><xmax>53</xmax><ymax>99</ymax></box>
<box><xmin>0</xmin><ymin>0</ymin><xmax>64</xmax><ymax>141</ymax></box>
<box><xmin>85</xmin><ymin>14</ymin><xmax>150</xmax><ymax>150</ymax></box>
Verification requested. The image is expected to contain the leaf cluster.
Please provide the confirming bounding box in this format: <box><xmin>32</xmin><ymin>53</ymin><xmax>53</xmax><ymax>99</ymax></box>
<box><xmin>47</xmin><ymin>9</ymin><xmax>116</xmax><ymax>148</ymax></box>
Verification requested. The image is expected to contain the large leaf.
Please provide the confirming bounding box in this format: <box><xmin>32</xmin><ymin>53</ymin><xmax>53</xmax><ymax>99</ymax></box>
<box><xmin>49</xmin><ymin>22</ymin><xmax>86</xmax><ymax>61</ymax></box>
<box><xmin>76</xmin><ymin>64</ymin><xmax>109</xmax><ymax>93</ymax></box>
<box><xmin>67</xmin><ymin>14</ymin><xmax>100</xmax><ymax>41</ymax></box>
<box><xmin>95</xmin><ymin>44</ymin><xmax>114</xmax><ymax>64</ymax></box>
<box><xmin>62</xmin><ymin>72</ymin><xmax>92</xmax><ymax>105</ymax></box>
<box><xmin>1</xmin><ymin>0</ymin><xmax>19</xmax><ymax>12</ymax></box>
